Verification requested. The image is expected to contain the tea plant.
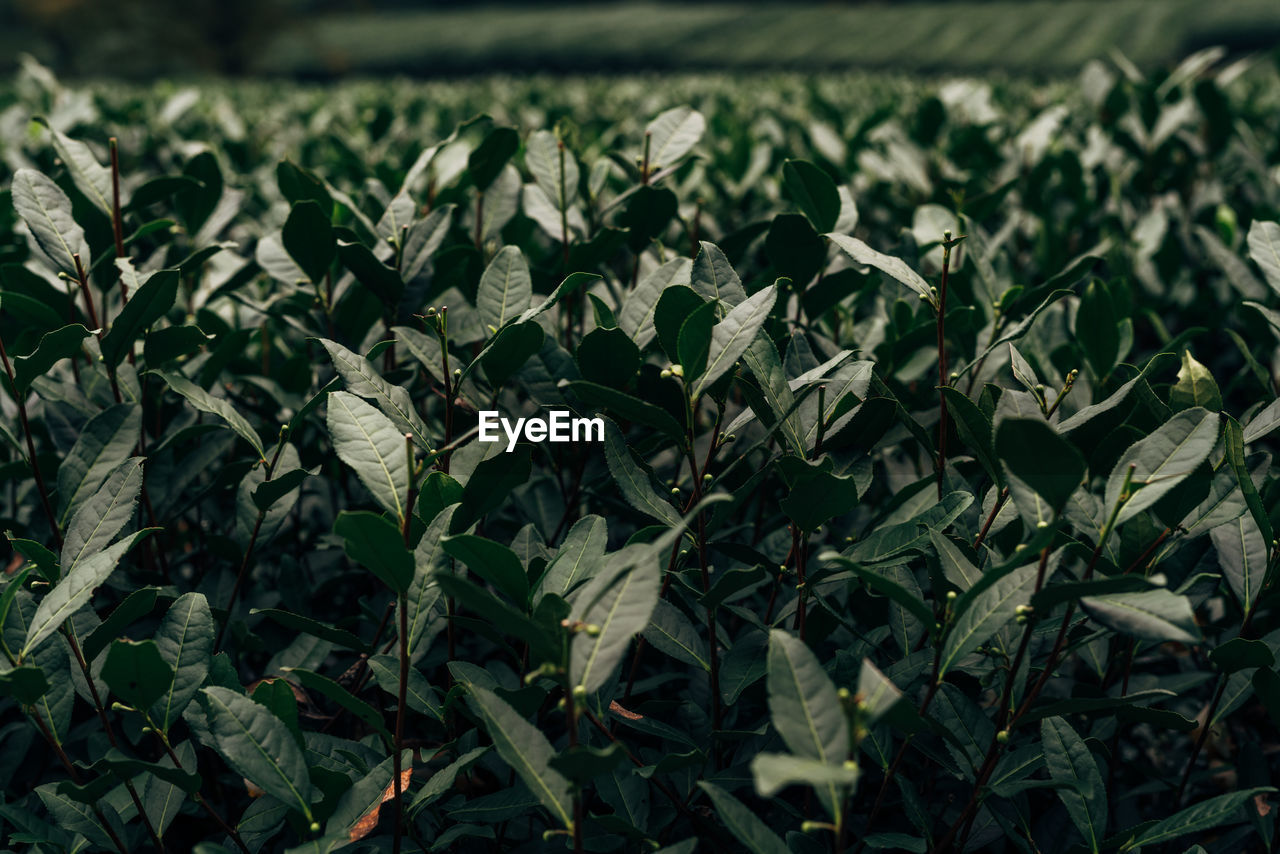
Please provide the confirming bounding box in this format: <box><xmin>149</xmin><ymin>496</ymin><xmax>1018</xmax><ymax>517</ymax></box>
<box><xmin>2</xmin><ymin>51</ymin><xmax>1280</xmax><ymax>853</ymax></box>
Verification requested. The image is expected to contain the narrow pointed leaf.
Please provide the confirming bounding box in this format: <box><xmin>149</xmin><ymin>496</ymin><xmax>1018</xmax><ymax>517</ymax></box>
<box><xmin>150</xmin><ymin>592</ymin><xmax>214</xmax><ymax>732</ymax></box>
<box><xmin>1107</xmin><ymin>408</ymin><xmax>1219</xmax><ymax>525</ymax></box>
<box><xmin>100</xmin><ymin>266</ymin><xmax>179</xmax><ymax>368</ymax></box>
<box><xmin>200</xmin><ymin>686</ymin><xmax>314</xmax><ymax>820</ymax></box>
<box><xmin>318</xmin><ymin>338</ymin><xmax>431</xmax><ymax>450</ymax></box>
<box><xmin>327</xmin><ymin>391</ymin><xmax>409</xmax><ymax>522</ymax></box>
<box><xmin>23</xmin><ymin>529</ymin><xmax>155</xmax><ymax>658</ymax></box>
<box><xmin>463</xmin><ymin>684</ymin><xmax>573</xmax><ymax>829</ymax></box>
<box><xmin>691</xmin><ymin>282</ymin><xmax>777</xmax><ymax>398</ymax></box>
<box><xmin>1042</xmin><ymin>716</ymin><xmax>1106</xmax><ymax>853</ymax></box>
<box><xmin>60</xmin><ymin>457</ymin><xmax>144</xmax><ymax>576</ymax></box>
<box><xmin>12</xmin><ymin>168</ymin><xmax>90</xmax><ymax>275</ymax></box>
<box><xmin>57</xmin><ymin>403</ymin><xmax>141</xmax><ymax>528</ymax></box>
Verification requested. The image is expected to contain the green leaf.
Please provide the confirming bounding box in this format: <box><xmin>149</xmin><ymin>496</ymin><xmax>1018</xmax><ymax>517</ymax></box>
<box><xmin>1170</xmin><ymin>350</ymin><xmax>1221</xmax><ymax>412</ymax></box>
<box><xmin>335</xmin><ymin>510</ymin><xmax>413</xmax><ymax>594</ymax></box>
<box><xmin>480</xmin><ymin>320</ymin><xmax>544</xmax><ymax>388</ymax></box>
<box><xmin>35</xmin><ymin>119</ymin><xmax>114</xmax><ymax>216</ymax></box>
<box><xmin>1210</xmin><ymin>638</ymin><xmax>1274</xmax><ymax>674</ymax></box>
<box><xmin>827</xmin><ymin>233</ymin><xmax>930</xmax><ymax>301</ymax></box>
<box><xmin>13</xmin><ymin>323</ymin><xmax>91</xmax><ymax>394</ymax></box>
<box><xmin>317</xmin><ymin>337</ymin><xmax>432</xmax><ymax>450</ymax></box>
<box><xmin>252</xmin><ymin>608</ymin><xmax>369</xmax><ymax>653</ymax></box>
<box><xmin>100</xmin><ymin>266</ymin><xmax>179</xmax><ymax>368</ymax></box>
<box><xmin>1076</xmin><ymin>279</ymin><xmax>1119</xmax><ymax>378</ymax></box>
<box><xmin>0</xmin><ymin>663</ymin><xmax>48</xmax><ymax>703</ymax></box>
<box><xmin>698</xmin><ymin>781</ymin><xmax>790</xmax><ymax>854</ymax></box>
<box><xmin>469</xmin><ymin>126</ymin><xmax>520</xmax><ymax>191</ymax></box>
<box><xmin>603</xmin><ymin>419</ymin><xmax>680</xmax><ymax>526</ymax></box>
<box><xmin>150</xmin><ymin>592</ymin><xmax>214</xmax><ymax>732</ymax></box>
<box><xmin>570</xmin><ymin>547</ymin><xmax>661</xmax><ymax>693</ymax></box>
<box><xmin>60</xmin><ymin>456</ymin><xmax>143</xmax><ymax>575</ymax></box>
<box><xmin>750</xmin><ymin>752</ymin><xmax>858</xmax><ymax>800</ymax></box>
<box><xmin>368</xmin><ymin>653</ymin><xmax>441</xmax><ymax>719</ymax></box>
<box><xmin>477</xmin><ymin>245</ymin><xmax>532</xmax><ymax>333</ymax></box>
<box><xmin>408</xmin><ymin>746</ymin><xmax>489</xmax><ymax>815</ymax></box>
<box><xmin>1226</xmin><ymin>415</ymin><xmax>1274</xmax><ymax>544</ymax></box>
<box><xmin>568</xmin><ymin>382</ymin><xmax>684</xmax><ymax>443</ymax></box>
<box><xmin>282</xmin><ymin>200</ymin><xmax>334</xmax><ymax>284</ymax></box>
<box><xmin>1080</xmin><ymin>589</ymin><xmax>1200</xmax><ymax>643</ymax></box>
<box><xmin>1108</xmin><ymin>407</ymin><xmax>1219</xmax><ymax>526</ymax></box>
<box><xmin>643</xmin><ymin>598</ymin><xmax>709</xmax><ymax>670</ymax></box>
<box><xmin>691</xmin><ymin>241</ymin><xmax>747</xmax><ymax>308</ymax></box>
<box><xmin>327</xmin><ymin>390</ymin><xmax>409</xmax><ymax>523</ymax></box>
<box><xmin>578</xmin><ymin>327</ymin><xmax>641</xmax><ymax>388</ymax></box>
<box><xmin>23</xmin><ymin>528</ymin><xmax>154</xmax><ymax>658</ymax></box>
<box><xmin>102</xmin><ymin>638</ymin><xmax>173</xmax><ymax>709</ymax></box>
<box><xmin>252</xmin><ymin>468</ymin><xmax>310</xmax><ymax>513</ymax></box>
<box><xmin>997</xmin><ymin>418</ymin><xmax>1084</xmax><ymax>518</ymax></box>
<box><xmin>929</xmin><ymin>529</ymin><xmax>981</xmax><ymax>591</ymax></box>
<box><xmin>766</xmin><ymin>632</ymin><xmax>848</xmax><ymax>812</ymax></box>
<box><xmin>1042</xmin><ymin>716</ymin><xmax>1106</xmax><ymax>853</ymax></box>
<box><xmin>156</xmin><ymin>370</ymin><xmax>265</xmax><ymax>459</ymax></box>
<box><xmin>691</xmin><ymin>282</ymin><xmax>777</xmax><ymax>398</ymax></box>
<box><xmin>1247</xmin><ymin>220</ymin><xmax>1280</xmax><ymax>297</ymax></box>
<box><xmin>645</xmin><ymin>106</ymin><xmax>705</xmax><ymax>170</ymax></box>
<box><xmin>1212</xmin><ymin>514</ymin><xmax>1267</xmax><ymax>615</ymax></box>
<box><xmin>940</xmin><ymin>387</ymin><xmax>1000</xmax><ymax>487</ymax></box>
<box><xmin>325</xmin><ymin>750</ymin><xmax>411</xmax><ymax>837</ymax></box>
<box><xmin>857</xmin><ymin>658</ymin><xmax>906</xmax><ymax>726</ymax></box>
<box><xmin>940</xmin><ymin>560</ymin><xmax>1041</xmax><ymax>677</ymax></box>
<box><xmin>1122</xmin><ymin>787</ymin><xmax>1274</xmax><ymax>850</ymax></box>
<box><xmin>442</xmin><ymin>534</ymin><xmax>529</xmax><ymax>604</ymax></box>
<box><xmin>56</xmin><ymin>402</ymin><xmax>141</xmax><ymax>528</ymax></box>
<box><xmin>783</xmin><ymin>160</ymin><xmax>840</xmax><ymax>233</ymax></box>
<box><xmin>526</xmin><ymin>129</ymin><xmax>579</xmax><ymax>214</ymax></box>
<box><xmin>337</xmin><ymin>240</ymin><xmax>403</xmax><ymax>308</ymax></box>
<box><xmin>676</xmin><ymin>300</ymin><xmax>717</xmax><ymax>384</ymax></box>
<box><xmin>82</xmin><ymin>586</ymin><xmax>160</xmax><ymax>662</ymax></box>
<box><xmin>283</xmin><ymin>667</ymin><xmax>391</xmax><ymax>743</ymax></box>
<box><xmin>823</xmin><ymin>555</ymin><xmax>933</xmax><ymax>623</ymax></box>
<box><xmin>200</xmin><ymin>686</ymin><xmax>315</xmax><ymax>820</ymax></box>
<box><xmin>463</xmin><ymin>683</ymin><xmax>573</xmax><ymax>829</ymax></box>
<box><xmin>11</xmin><ymin>168</ymin><xmax>90</xmax><ymax>275</ymax></box>
<box><xmin>537</xmin><ymin>514</ymin><xmax>607</xmax><ymax>602</ymax></box>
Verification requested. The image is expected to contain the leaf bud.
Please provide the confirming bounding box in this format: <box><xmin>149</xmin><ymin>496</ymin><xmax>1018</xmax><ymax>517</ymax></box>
<box><xmin>843</xmin><ymin>759</ymin><xmax>858</xmax><ymax>771</ymax></box>
<box><xmin>996</xmin><ymin>730</ymin><xmax>1009</xmax><ymax>744</ymax></box>
<box><xmin>453</xmin><ymin>368</ymin><xmax>461</xmax><ymax>377</ymax></box>
<box><xmin>801</xmin><ymin>821</ymin><xmax>821</xmax><ymax>833</ymax></box>
<box><xmin>572</xmin><ymin>684</ymin><xmax>588</xmax><ymax>700</ymax></box>
<box><xmin>309</xmin><ymin>821</ymin><xmax>321</xmax><ymax>833</ymax></box>
<box><xmin>670</xmin><ymin>487</ymin><xmax>681</xmax><ymax>496</ymax></box>
<box><xmin>425</xmin><ymin>306</ymin><xmax>437</xmax><ymax>317</ymax></box>
<box><xmin>660</xmin><ymin>369</ymin><xmax>672</xmax><ymax>378</ymax></box>
<box><xmin>726</xmin><ymin>434</ymin><xmax>735</xmax><ymax>442</ymax></box>
<box><xmin>702</xmin><ymin>473</ymin><xmax>712</xmax><ymax>483</ymax></box>
<box><xmin>837</xmin><ymin>687</ymin><xmax>851</xmax><ymax>701</ymax></box>
<box><xmin>670</xmin><ymin>364</ymin><xmax>684</xmax><ymax>377</ymax></box>
<box><xmin>946</xmin><ymin>590</ymin><xmax>957</xmax><ymax>601</ymax></box>
<box><xmin>584</xmin><ymin>624</ymin><xmax>602</xmax><ymax>637</ymax></box>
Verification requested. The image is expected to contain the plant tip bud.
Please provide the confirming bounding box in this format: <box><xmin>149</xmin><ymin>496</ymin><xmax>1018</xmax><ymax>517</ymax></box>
<box><xmin>572</xmin><ymin>684</ymin><xmax>587</xmax><ymax>700</ymax></box>
<box><xmin>946</xmin><ymin>590</ymin><xmax>957</xmax><ymax>601</ymax></box>
<box><xmin>996</xmin><ymin>730</ymin><xmax>1009</xmax><ymax>744</ymax></box>
<box><xmin>309</xmin><ymin>821</ymin><xmax>321</xmax><ymax>833</ymax></box>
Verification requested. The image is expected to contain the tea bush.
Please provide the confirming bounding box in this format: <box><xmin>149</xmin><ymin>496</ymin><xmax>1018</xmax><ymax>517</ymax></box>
<box><xmin>3</xmin><ymin>51</ymin><xmax>1280</xmax><ymax>853</ymax></box>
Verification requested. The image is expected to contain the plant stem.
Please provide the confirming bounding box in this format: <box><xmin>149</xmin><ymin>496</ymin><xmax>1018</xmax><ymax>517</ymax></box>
<box><xmin>936</xmin><ymin>233</ymin><xmax>954</xmax><ymax>499</ymax></box>
<box><xmin>215</xmin><ymin>434</ymin><xmax>287</xmax><ymax>649</ymax></box>
<box><xmin>973</xmin><ymin>487</ymin><xmax>1009</xmax><ymax>553</ymax></box>
<box><xmin>394</xmin><ymin>434</ymin><xmax>416</xmax><ymax>854</ymax></box>
<box><xmin>64</xmin><ymin>626</ymin><xmax>167</xmax><ymax>853</ymax></box>
<box><xmin>148</xmin><ymin>721</ymin><xmax>251</xmax><ymax>854</ymax></box>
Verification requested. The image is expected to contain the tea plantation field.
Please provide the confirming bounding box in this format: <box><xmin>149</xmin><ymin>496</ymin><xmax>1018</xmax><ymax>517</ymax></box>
<box><xmin>3</xmin><ymin>50</ymin><xmax>1280</xmax><ymax>853</ymax></box>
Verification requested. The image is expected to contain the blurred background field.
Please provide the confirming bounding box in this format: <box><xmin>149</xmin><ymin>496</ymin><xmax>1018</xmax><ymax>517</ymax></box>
<box><xmin>3</xmin><ymin>0</ymin><xmax>1280</xmax><ymax>80</ymax></box>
